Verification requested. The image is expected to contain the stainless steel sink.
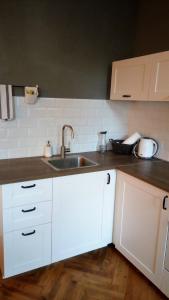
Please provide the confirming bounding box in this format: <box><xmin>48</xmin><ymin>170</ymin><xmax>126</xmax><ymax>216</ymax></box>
<box><xmin>42</xmin><ymin>155</ymin><xmax>98</xmax><ymax>171</ymax></box>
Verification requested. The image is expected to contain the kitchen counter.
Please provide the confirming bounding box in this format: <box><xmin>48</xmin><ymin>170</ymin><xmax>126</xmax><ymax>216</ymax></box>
<box><xmin>0</xmin><ymin>151</ymin><xmax>140</xmax><ymax>184</ymax></box>
<box><xmin>118</xmin><ymin>159</ymin><xmax>169</xmax><ymax>193</ymax></box>
<box><xmin>0</xmin><ymin>151</ymin><xmax>169</xmax><ymax>193</ymax></box>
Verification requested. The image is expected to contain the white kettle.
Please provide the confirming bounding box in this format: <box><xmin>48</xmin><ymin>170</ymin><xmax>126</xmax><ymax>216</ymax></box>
<box><xmin>133</xmin><ymin>137</ymin><xmax>158</xmax><ymax>159</ymax></box>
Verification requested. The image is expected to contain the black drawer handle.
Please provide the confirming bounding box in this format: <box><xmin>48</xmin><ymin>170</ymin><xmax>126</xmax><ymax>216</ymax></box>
<box><xmin>21</xmin><ymin>184</ymin><xmax>36</xmax><ymax>189</ymax></box>
<box><xmin>122</xmin><ymin>94</ymin><xmax>131</xmax><ymax>98</ymax></box>
<box><xmin>22</xmin><ymin>230</ymin><xmax>36</xmax><ymax>236</ymax></box>
<box><xmin>163</xmin><ymin>195</ymin><xmax>168</xmax><ymax>210</ymax></box>
<box><xmin>22</xmin><ymin>207</ymin><xmax>36</xmax><ymax>213</ymax></box>
<box><xmin>107</xmin><ymin>173</ymin><xmax>111</xmax><ymax>184</ymax></box>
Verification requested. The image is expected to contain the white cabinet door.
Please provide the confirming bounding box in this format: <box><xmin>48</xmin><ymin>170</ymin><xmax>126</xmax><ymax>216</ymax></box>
<box><xmin>159</xmin><ymin>196</ymin><xmax>169</xmax><ymax>297</ymax></box>
<box><xmin>3</xmin><ymin>223</ymin><xmax>51</xmax><ymax>278</ymax></box>
<box><xmin>149</xmin><ymin>51</ymin><xmax>169</xmax><ymax>101</ymax></box>
<box><xmin>102</xmin><ymin>170</ymin><xmax>116</xmax><ymax>244</ymax></box>
<box><xmin>164</xmin><ymin>224</ymin><xmax>169</xmax><ymax>272</ymax></box>
<box><xmin>52</xmin><ymin>171</ymin><xmax>115</xmax><ymax>263</ymax></box>
<box><xmin>114</xmin><ymin>171</ymin><xmax>165</xmax><ymax>285</ymax></box>
<box><xmin>110</xmin><ymin>55</ymin><xmax>152</xmax><ymax>101</ymax></box>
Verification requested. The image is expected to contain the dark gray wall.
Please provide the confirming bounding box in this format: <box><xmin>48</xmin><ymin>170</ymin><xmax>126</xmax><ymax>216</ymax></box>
<box><xmin>0</xmin><ymin>0</ymin><xmax>137</xmax><ymax>99</ymax></box>
<box><xmin>134</xmin><ymin>0</ymin><xmax>169</xmax><ymax>56</ymax></box>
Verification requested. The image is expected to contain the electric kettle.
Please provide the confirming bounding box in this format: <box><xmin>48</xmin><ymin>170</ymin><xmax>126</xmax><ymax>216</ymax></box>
<box><xmin>133</xmin><ymin>137</ymin><xmax>158</xmax><ymax>159</ymax></box>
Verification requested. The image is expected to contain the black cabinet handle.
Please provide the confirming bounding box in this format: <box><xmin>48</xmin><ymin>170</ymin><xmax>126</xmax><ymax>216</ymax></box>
<box><xmin>163</xmin><ymin>195</ymin><xmax>168</xmax><ymax>210</ymax></box>
<box><xmin>21</xmin><ymin>184</ymin><xmax>36</xmax><ymax>189</ymax></box>
<box><xmin>122</xmin><ymin>94</ymin><xmax>131</xmax><ymax>98</ymax></box>
<box><xmin>22</xmin><ymin>230</ymin><xmax>36</xmax><ymax>236</ymax></box>
<box><xmin>22</xmin><ymin>207</ymin><xmax>36</xmax><ymax>213</ymax></box>
<box><xmin>107</xmin><ymin>173</ymin><xmax>111</xmax><ymax>184</ymax></box>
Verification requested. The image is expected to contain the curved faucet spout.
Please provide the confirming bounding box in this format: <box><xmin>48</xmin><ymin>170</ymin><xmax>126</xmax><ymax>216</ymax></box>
<box><xmin>61</xmin><ymin>125</ymin><xmax>74</xmax><ymax>158</ymax></box>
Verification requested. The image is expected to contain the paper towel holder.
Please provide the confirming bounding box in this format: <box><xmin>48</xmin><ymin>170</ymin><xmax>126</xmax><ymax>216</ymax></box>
<box><xmin>24</xmin><ymin>85</ymin><xmax>39</xmax><ymax>104</ymax></box>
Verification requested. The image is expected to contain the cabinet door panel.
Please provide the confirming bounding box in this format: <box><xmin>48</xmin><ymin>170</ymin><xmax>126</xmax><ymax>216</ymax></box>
<box><xmin>164</xmin><ymin>224</ymin><xmax>169</xmax><ymax>271</ymax></box>
<box><xmin>102</xmin><ymin>170</ymin><xmax>116</xmax><ymax>244</ymax></box>
<box><xmin>114</xmin><ymin>172</ymin><xmax>165</xmax><ymax>283</ymax></box>
<box><xmin>110</xmin><ymin>56</ymin><xmax>152</xmax><ymax>101</ymax></box>
<box><xmin>160</xmin><ymin>208</ymin><xmax>169</xmax><ymax>297</ymax></box>
<box><xmin>149</xmin><ymin>51</ymin><xmax>169</xmax><ymax>101</ymax></box>
<box><xmin>120</xmin><ymin>182</ymin><xmax>161</xmax><ymax>272</ymax></box>
<box><xmin>3</xmin><ymin>223</ymin><xmax>51</xmax><ymax>278</ymax></box>
<box><xmin>52</xmin><ymin>172</ymin><xmax>106</xmax><ymax>262</ymax></box>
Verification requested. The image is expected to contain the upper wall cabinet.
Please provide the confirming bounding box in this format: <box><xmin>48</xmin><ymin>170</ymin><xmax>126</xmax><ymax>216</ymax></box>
<box><xmin>110</xmin><ymin>56</ymin><xmax>152</xmax><ymax>101</ymax></box>
<box><xmin>110</xmin><ymin>51</ymin><xmax>169</xmax><ymax>101</ymax></box>
<box><xmin>149</xmin><ymin>52</ymin><xmax>169</xmax><ymax>101</ymax></box>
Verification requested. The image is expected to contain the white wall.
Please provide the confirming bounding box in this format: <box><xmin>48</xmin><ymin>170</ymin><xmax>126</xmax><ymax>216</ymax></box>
<box><xmin>0</xmin><ymin>97</ymin><xmax>130</xmax><ymax>159</ymax></box>
<box><xmin>128</xmin><ymin>102</ymin><xmax>169</xmax><ymax>161</ymax></box>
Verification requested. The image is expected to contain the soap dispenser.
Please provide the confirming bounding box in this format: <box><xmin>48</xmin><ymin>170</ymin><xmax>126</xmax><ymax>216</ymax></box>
<box><xmin>44</xmin><ymin>141</ymin><xmax>52</xmax><ymax>158</ymax></box>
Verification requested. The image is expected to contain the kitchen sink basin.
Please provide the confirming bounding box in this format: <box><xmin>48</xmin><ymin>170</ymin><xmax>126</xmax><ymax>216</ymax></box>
<box><xmin>42</xmin><ymin>155</ymin><xmax>98</xmax><ymax>171</ymax></box>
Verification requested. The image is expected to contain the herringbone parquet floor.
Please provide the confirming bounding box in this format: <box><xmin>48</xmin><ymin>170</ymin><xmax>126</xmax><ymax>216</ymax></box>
<box><xmin>0</xmin><ymin>246</ymin><xmax>167</xmax><ymax>300</ymax></box>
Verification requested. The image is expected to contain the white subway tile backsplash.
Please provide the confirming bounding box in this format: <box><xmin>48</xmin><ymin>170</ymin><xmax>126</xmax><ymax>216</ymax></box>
<box><xmin>0</xmin><ymin>119</ymin><xmax>18</xmax><ymax>128</ymax></box>
<box><xmin>128</xmin><ymin>101</ymin><xmax>169</xmax><ymax>161</ymax></box>
<box><xmin>0</xmin><ymin>97</ymin><xmax>129</xmax><ymax>159</ymax></box>
<box><xmin>17</xmin><ymin>138</ymin><xmax>45</xmax><ymax>147</ymax></box>
<box><xmin>0</xmin><ymin>129</ymin><xmax>7</xmax><ymax>138</ymax></box>
<box><xmin>7</xmin><ymin>128</ymin><xmax>28</xmax><ymax>138</ymax></box>
<box><xmin>17</xmin><ymin>119</ymin><xmax>38</xmax><ymax>128</ymax></box>
<box><xmin>37</xmin><ymin>118</ymin><xmax>57</xmax><ymax>128</ymax></box>
<box><xmin>0</xmin><ymin>150</ymin><xmax>8</xmax><ymax>159</ymax></box>
<box><xmin>1</xmin><ymin>97</ymin><xmax>168</xmax><ymax>162</ymax></box>
<box><xmin>8</xmin><ymin>148</ymin><xmax>29</xmax><ymax>158</ymax></box>
<box><xmin>28</xmin><ymin>128</ymin><xmax>48</xmax><ymax>138</ymax></box>
<box><xmin>0</xmin><ymin>139</ymin><xmax>18</xmax><ymax>150</ymax></box>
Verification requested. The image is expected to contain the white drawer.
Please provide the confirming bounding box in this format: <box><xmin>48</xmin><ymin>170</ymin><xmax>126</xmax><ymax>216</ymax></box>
<box><xmin>3</xmin><ymin>223</ymin><xmax>51</xmax><ymax>278</ymax></box>
<box><xmin>2</xmin><ymin>178</ymin><xmax>52</xmax><ymax>208</ymax></box>
<box><xmin>3</xmin><ymin>201</ymin><xmax>52</xmax><ymax>232</ymax></box>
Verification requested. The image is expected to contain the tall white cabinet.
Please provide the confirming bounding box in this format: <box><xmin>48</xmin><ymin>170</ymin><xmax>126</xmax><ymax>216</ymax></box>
<box><xmin>114</xmin><ymin>171</ymin><xmax>169</xmax><ymax>297</ymax></box>
<box><xmin>52</xmin><ymin>170</ymin><xmax>116</xmax><ymax>263</ymax></box>
<box><xmin>110</xmin><ymin>50</ymin><xmax>169</xmax><ymax>101</ymax></box>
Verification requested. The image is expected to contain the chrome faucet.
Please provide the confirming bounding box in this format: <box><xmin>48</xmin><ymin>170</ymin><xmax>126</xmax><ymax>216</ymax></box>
<box><xmin>61</xmin><ymin>125</ymin><xmax>74</xmax><ymax>158</ymax></box>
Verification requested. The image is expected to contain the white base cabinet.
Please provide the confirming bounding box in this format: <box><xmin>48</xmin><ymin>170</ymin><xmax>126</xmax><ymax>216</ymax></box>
<box><xmin>3</xmin><ymin>223</ymin><xmax>51</xmax><ymax>278</ymax></box>
<box><xmin>0</xmin><ymin>170</ymin><xmax>116</xmax><ymax>278</ymax></box>
<box><xmin>114</xmin><ymin>171</ymin><xmax>169</xmax><ymax>297</ymax></box>
<box><xmin>52</xmin><ymin>170</ymin><xmax>116</xmax><ymax>263</ymax></box>
<box><xmin>0</xmin><ymin>178</ymin><xmax>52</xmax><ymax>278</ymax></box>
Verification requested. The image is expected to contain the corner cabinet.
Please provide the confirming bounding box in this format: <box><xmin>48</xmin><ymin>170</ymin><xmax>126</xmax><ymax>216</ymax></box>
<box><xmin>114</xmin><ymin>171</ymin><xmax>169</xmax><ymax>297</ymax></box>
<box><xmin>110</xmin><ymin>50</ymin><xmax>169</xmax><ymax>101</ymax></box>
<box><xmin>52</xmin><ymin>170</ymin><xmax>116</xmax><ymax>263</ymax></box>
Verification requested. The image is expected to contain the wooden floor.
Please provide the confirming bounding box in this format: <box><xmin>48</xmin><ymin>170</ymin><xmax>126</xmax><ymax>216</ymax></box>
<box><xmin>0</xmin><ymin>246</ymin><xmax>167</xmax><ymax>300</ymax></box>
